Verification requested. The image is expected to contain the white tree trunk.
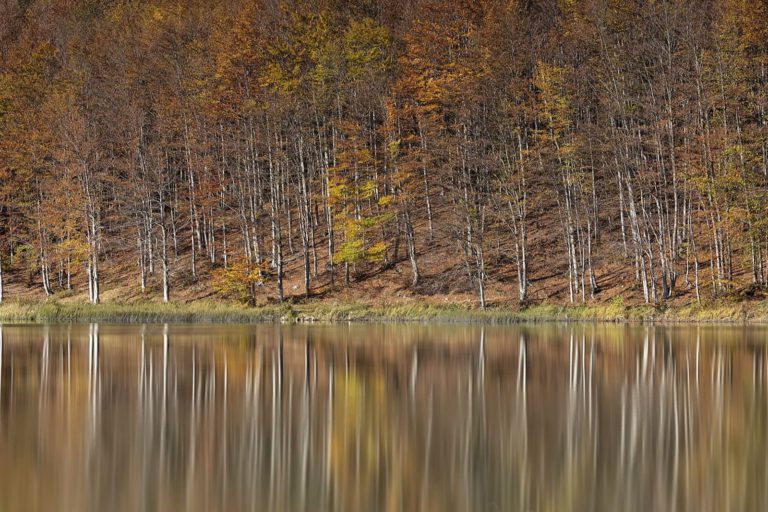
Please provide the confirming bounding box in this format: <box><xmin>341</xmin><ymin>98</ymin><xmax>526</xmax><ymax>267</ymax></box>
<box><xmin>161</xmin><ymin>225</ymin><xmax>169</xmax><ymax>304</ymax></box>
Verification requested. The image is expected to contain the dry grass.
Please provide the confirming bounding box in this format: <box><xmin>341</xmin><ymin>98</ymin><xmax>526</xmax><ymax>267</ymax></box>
<box><xmin>2</xmin><ymin>297</ymin><xmax>768</xmax><ymax>325</ymax></box>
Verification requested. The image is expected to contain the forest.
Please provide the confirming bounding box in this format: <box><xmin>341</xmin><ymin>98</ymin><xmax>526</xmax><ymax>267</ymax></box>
<box><xmin>1</xmin><ymin>0</ymin><xmax>768</xmax><ymax>310</ymax></box>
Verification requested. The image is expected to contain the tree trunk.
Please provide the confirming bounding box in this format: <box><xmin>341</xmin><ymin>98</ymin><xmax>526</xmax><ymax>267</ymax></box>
<box><xmin>161</xmin><ymin>224</ymin><xmax>170</xmax><ymax>304</ymax></box>
<box><xmin>476</xmin><ymin>246</ymin><xmax>486</xmax><ymax>310</ymax></box>
<box><xmin>404</xmin><ymin>210</ymin><xmax>419</xmax><ymax>287</ymax></box>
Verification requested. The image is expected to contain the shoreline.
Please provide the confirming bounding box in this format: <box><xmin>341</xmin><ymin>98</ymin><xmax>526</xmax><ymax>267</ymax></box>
<box><xmin>1</xmin><ymin>299</ymin><xmax>768</xmax><ymax>325</ymax></box>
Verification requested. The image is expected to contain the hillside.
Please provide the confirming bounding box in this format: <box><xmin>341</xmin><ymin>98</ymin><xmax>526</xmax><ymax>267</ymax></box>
<box><xmin>2</xmin><ymin>0</ymin><xmax>768</xmax><ymax>313</ymax></box>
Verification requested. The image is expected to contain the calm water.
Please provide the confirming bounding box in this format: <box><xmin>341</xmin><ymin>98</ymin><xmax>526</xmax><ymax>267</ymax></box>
<box><xmin>0</xmin><ymin>323</ymin><xmax>766</xmax><ymax>511</ymax></box>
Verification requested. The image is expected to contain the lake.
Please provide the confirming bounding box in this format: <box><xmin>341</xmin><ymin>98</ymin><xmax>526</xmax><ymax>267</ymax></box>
<box><xmin>0</xmin><ymin>322</ymin><xmax>766</xmax><ymax>511</ymax></box>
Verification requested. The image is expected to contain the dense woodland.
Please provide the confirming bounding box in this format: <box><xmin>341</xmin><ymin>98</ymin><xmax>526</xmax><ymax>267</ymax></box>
<box><xmin>1</xmin><ymin>0</ymin><xmax>768</xmax><ymax>308</ymax></box>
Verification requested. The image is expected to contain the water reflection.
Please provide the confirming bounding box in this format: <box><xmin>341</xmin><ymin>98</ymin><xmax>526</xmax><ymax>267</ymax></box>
<box><xmin>0</xmin><ymin>323</ymin><xmax>766</xmax><ymax>511</ymax></box>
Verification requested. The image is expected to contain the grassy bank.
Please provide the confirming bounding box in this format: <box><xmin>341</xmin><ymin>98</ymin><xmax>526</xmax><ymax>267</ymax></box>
<box><xmin>2</xmin><ymin>297</ymin><xmax>768</xmax><ymax>324</ymax></box>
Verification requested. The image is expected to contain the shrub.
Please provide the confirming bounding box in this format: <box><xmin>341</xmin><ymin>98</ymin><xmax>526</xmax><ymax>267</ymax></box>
<box><xmin>211</xmin><ymin>259</ymin><xmax>264</xmax><ymax>304</ymax></box>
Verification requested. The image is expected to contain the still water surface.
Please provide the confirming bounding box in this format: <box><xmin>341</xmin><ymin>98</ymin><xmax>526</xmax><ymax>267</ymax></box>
<box><xmin>0</xmin><ymin>323</ymin><xmax>766</xmax><ymax>511</ymax></box>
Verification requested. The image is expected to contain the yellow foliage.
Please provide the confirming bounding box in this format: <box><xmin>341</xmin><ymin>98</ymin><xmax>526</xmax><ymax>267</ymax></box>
<box><xmin>212</xmin><ymin>259</ymin><xmax>264</xmax><ymax>304</ymax></box>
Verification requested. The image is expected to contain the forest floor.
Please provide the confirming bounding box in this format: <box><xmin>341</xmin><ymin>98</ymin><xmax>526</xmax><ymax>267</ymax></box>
<box><xmin>3</xmin><ymin>201</ymin><xmax>768</xmax><ymax>324</ymax></box>
<box><xmin>3</xmin><ymin>244</ymin><xmax>768</xmax><ymax>324</ymax></box>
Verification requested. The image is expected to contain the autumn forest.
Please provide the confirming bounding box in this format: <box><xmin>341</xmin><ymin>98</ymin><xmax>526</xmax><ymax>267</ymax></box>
<box><xmin>1</xmin><ymin>0</ymin><xmax>768</xmax><ymax>310</ymax></box>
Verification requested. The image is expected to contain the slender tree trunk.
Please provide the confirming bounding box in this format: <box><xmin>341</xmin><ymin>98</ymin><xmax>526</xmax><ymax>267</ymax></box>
<box><xmin>66</xmin><ymin>256</ymin><xmax>71</xmax><ymax>291</ymax></box>
<box><xmin>88</xmin><ymin>219</ymin><xmax>100</xmax><ymax>305</ymax></box>
<box><xmin>476</xmin><ymin>245</ymin><xmax>486</xmax><ymax>310</ymax></box>
<box><xmin>690</xmin><ymin>212</ymin><xmax>701</xmax><ymax>303</ymax></box>
<box><xmin>404</xmin><ymin>209</ymin><xmax>419</xmax><ymax>287</ymax></box>
<box><xmin>138</xmin><ymin>226</ymin><xmax>146</xmax><ymax>293</ymax></box>
<box><xmin>322</xmin><ymin>149</ymin><xmax>335</xmax><ymax>285</ymax></box>
<box><xmin>268</xmin><ymin>131</ymin><xmax>284</xmax><ymax>304</ymax></box>
<box><xmin>161</xmin><ymin>224</ymin><xmax>169</xmax><ymax>304</ymax></box>
<box><xmin>298</xmin><ymin>138</ymin><xmax>311</xmax><ymax>297</ymax></box>
<box><xmin>417</xmin><ymin>122</ymin><xmax>434</xmax><ymax>243</ymax></box>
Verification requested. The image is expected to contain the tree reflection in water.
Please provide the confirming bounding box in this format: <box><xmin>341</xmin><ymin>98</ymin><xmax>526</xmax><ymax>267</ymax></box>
<box><xmin>0</xmin><ymin>323</ymin><xmax>765</xmax><ymax>511</ymax></box>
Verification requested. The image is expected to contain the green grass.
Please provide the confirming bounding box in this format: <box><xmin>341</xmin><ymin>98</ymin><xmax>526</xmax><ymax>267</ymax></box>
<box><xmin>1</xmin><ymin>298</ymin><xmax>768</xmax><ymax>324</ymax></box>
